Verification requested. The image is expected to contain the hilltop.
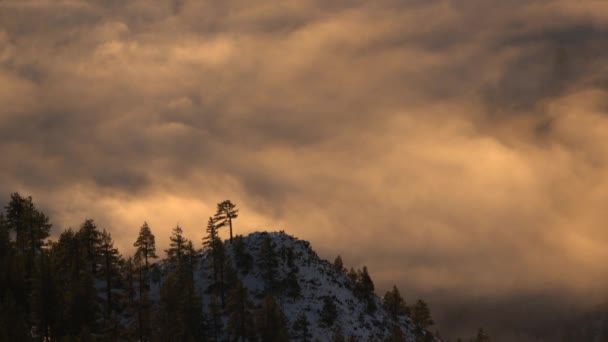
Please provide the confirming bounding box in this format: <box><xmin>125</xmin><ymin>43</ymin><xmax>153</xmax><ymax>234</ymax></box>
<box><xmin>0</xmin><ymin>193</ymin><xmax>439</xmax><ymax>341</ymax></box>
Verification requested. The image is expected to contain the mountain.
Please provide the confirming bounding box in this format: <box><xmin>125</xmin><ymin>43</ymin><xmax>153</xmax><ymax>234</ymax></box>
<box><xmin>147</xmin><ymin>231</ymin><xmax>430</xmax><ymax>341</ymax></box>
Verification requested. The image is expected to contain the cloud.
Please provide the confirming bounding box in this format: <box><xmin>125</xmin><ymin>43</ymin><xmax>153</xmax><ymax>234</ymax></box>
<box><xmin>2</xmin><ymin>0</ymin><xmax>608</xmax><ymax>339</ymax></box>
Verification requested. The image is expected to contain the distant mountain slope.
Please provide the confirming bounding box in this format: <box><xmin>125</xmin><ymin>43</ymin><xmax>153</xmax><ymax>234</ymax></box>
<box><xmin>228</xmin><ymin>231</ymin><xmax>416</xmax><ymax>340</ymax></box>
<box><xmin>149</xmin><ymin>231</ymin><xmax>428</xmax><ymax>341</ymax></box>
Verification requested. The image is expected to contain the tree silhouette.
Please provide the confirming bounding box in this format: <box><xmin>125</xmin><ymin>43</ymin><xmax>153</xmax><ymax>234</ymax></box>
<box><xmin>255</xmin><ymin>294</ymin><xmax>289</xmax><ymax>341</ymax></box>
<box><xmin>214</xmin><ymin>200</ymin><xmax>238</xmax><ymax>243</ymax></box>
<box><xmin>383</xmin><ymin>285</ymin><xmax>409</xmax><ymax>320</ymax></box>
<box><xmin>99</xmin><ymin>229</ymin><xmax>121</xmax><ymax>319</ymax></box>
<box><xmin>227</xmin><ymin>280</ymin><xmax>256</xmax><ymax>341</ymax></box>
<box><xmin>133</xmin><ymin>221</ymin><xmax>157</xmax><ymax>270</ymax></box>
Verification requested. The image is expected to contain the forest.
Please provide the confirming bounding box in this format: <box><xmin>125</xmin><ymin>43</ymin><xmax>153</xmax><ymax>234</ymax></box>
<box><xmin>0</xmin><ymin>193</ymin><xmax>489</xmax><ymax>342</ymax></box>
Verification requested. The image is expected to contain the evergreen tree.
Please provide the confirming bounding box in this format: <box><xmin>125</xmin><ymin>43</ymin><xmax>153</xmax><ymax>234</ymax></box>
<box><xmin>255</xmin><ymin>294</ymin><xmax>289</xmax><ymax>342</ymax></box>
<box><xmin>292</xmin><ymin>312</ymin><xmax>312</xmax><ymax>342</ymax></box>
<box><xmin>4</xmin><ymin>193</ymin><xmax>51</xmax><ymax>260</ymax></box>
<box><xmin>0</xmin><ymin>293</ymin><xmax>30</xmax><ymax>341</ymax></box>
<box><xmin>203</xmin><ymin>217</ymin><xmax>221</xmax><ymax>284</ymax></box>
<box><xmin>50</xmin><ymin>226</ymin><xmax>101</xmax><ymax>338</ymax></box>
<box><xmin>383</xmin><ymin>285</ymin><xmax>409</xmax><ymax>320</ymax></box>
<box><xmin>0</xmin><ymin>213</ymin><xmax>25</xmax><ymax>330</ymax></box>
<box><xmin>159</xmin><ymin>226</ymin><xmax>206</xmax><ymax>341</ymax></box>
<box><xmin>134</xmin><ymin>257</ymin><xmax>152</xmax><ymax>342</ymax></box>
<box><xmin>133</xmin><ymin>221</ymin><xmax>157</xmax><ymax>270</ymax></box>
<box><xmin>213</xmin><ymin>200</ymin><xmax>238</xmax><ymax>243</ymax></box>
<box><xmin>389</xmin><ymin>324</ymin><xmax>406</xmax><ymax>342</ymax></box>
<box><xmin>99</xmin><ymin>229</ymin><xmax>122</xmax><ymax>319</ymax></box>
<box><xmin>78</xmin><ymin>219</ymin><xmax>102</xmax><ymax>275</ymax></box>
<box><xmin>3</xmin><ymin>193</ymin><xmax>51</xmax><ymax>325</ymax></box>
<box><xmin>319</xmin><ymin>296</ymin><xmax>339</xmax><ymax>328</ymax></box>
<box><xmin>123</xmin><ymin>257</ymin><xmax>139</xmax><ymax>340</ymax></box>
<box><xmin>30</xmin><ymin>248</ymin><xmax>59</xmax><ymax>341</ymax></box>
<box><xmin>203</xmin><ymin>219</ymin><xmax>228</xmax><ymax>308</ymax></box>
<box><xmin>412</xmin><ymin>299</ymin><xmax>433</xmax><ymax>330</ymax></box>
<box><xmin>284</xmin><ymin>269</ymin><xmax>301</xmax><ymax>298</ymax></box>
<box><xmin>258</xmin><ymin>234</ymin><xmax>278</xmax><ymax>292</ymax></box>
<box><xmin>208</xmin><ymin>293</ymin><xmax>223</xmax><ymax>342</ymax></box>
<box><xmin>222</xmin><ymin>255</ymin><xmax>238</xmax><ymax>303</ymax></box>
<box><xmin>354</xmin><ymin>266</ymin><xmax>376</xmax><ymax>313</ymax></box>
<box><xmin>333</xmin><ymin>255</ymin><xmax>344</xmax><ymax>273</ymax></box>
<box><xmin>226</xmin><ymin>280</ymin><xmax>256</xmax><ymax>341</ymax></box>
<box><xmin>71</xmin><ymin>269</ymin><xmax>99</xmax><ymax>337</ymax></box>
<box><xmin>347</xmin><ymin>268</ymin><xmax>357</xmax><ymax>285</ymax></box>
<box><xmin>412</xmin><ymin>299</ymin><xmax>434</xmax><ymax>342</ymax></box>
<box><xmin>232</xmin><ymin>234</ymin><xmax>253</xmax><ymax>274</ymax></box>
<box><xmin>133</xmin><ymin>223</ymin><xmax>157</xmax><ymax>341</ymax></box>
<box><xmin>203</xmin><ymin>217</ymin><xmax>219</xmax><ymax>249</ymax></box>
<box><xmin>166</xmin><ymin>225</ymin><xmax>188</xmax><ymax>269</ymax></box>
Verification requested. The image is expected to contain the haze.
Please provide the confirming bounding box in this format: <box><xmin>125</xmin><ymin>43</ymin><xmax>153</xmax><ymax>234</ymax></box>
<box><xmin>2</xmin><ymin>1</ymin><xmax>608</xmax><ymax>339</ymax></box>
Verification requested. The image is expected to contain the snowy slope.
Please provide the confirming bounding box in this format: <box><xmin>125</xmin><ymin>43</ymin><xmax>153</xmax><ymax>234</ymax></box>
<box><xmin>200</xmin><ymin>231</ymin><xmax>419</xmax><ymax>341</ymax></box>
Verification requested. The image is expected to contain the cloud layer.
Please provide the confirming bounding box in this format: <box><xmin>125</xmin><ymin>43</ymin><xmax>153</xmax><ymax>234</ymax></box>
<box><xmin>2</xmin><ymin>0</ymin><xmax>608</xmax><ymax>339</ymax></box>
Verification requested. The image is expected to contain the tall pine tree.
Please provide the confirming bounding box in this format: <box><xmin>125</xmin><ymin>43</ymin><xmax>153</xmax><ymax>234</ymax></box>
<box><xmin>226</xmin><ymin>280</ymin><xmax>256</xmax><ymax>341</ymax></box>
<box><xmin>133</xmin><ymin>221</ymin><xmax>157</xmax><ymax>270</ymax></box>
<box><xmin>213</xmin><ymin>200</ymin><xmax>238</xmax><ymax>243</ymax></box>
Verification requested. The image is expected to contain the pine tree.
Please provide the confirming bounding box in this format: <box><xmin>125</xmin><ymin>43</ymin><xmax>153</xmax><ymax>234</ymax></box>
<box><xmin>389</xmin><ymin>324</ymin><xmax>406</xmax><ymax>342</ymax></box>
<box><xmin>203</xmin><ymin>218</ymin><xmax>228</xmax><ymax>308</ymax></box>
<box><xmin>78</xmin><ymin>219</ymin><xmax>102</xmax><ymax>275</ymax></box>
<box><xmin>166</xmin><ymin>225</ymin><xmax>188</xmax><ymax>268</ymax></box>
<box><xmin>160</xmin><ymin>226</ymin><xmax>206</xmax><ymax>341</ymax></box>
<box><xmin>383</xmin><ymin>285</ymin><xmax>409</xmax><ymax>320</ymax></box>
<box><xmin>208</xmin><ymin>293</ymin><xmax>223</xmax><ymax>342</ymax></box>
<box><xmin>333</xmin><ymin>255</ymin><xmax>344</xmax><ymax>272</ymax></box>
<box><xmin>255</xmin><ymin>294</ymin><xmax>289</xmax><ymax>342</ymax></box>
<box><xmin>258</xmin><ymin>234</ymin><xmax>278</xmax><ymax>292</ymax></box>
<box><xmin>203</xmin><ymin>217</ymin><xmax>219</xmax><ymax>248</ymax></box>
<box><xmin>30</xmin><ymin>248</ymin><xmax>58</xmax><ymax>341</ymax></box>
<box><xmin>412</xmin><ymin>299</ymin><xmax>433</xmax><ymax>330</ymax></box>
<box><xmin>226</xmin><ymin>280</ymin><xmax>256</xmax><ymax>341</ymax></box>
<box><xmin>319</xmin><ymin>296</ymin><xmax>339</xmax><ymax>328</ymax></box>
<box><xmin>159</xmin><ymin>227</ymin><xmax>206</xmax><ymax>341</ymax></box>
<box><xmin>133</xmin><ymin>223</ymin><xmax>158</xmax><ymax>341</ymax></box>
<box><xmin>134</xmin><ymin>257</ymin><xmax>152</xmax><ymax>342</ymax></box>
<box><xmin>4</xmin><ymin>193</ymin><xmax>51</xmax><ymax>260</ymax></box>
<box><xmin>133</xmin><ymin>221</ymin><xmax>157</xmax><ymax>270</ymax></box>
<box><xmin>3</xmin><ymin>192</ymin><xmax>51</xmax><ymax>324</ymax></box>
<box><xmin>123</xmin><ymin>257</ymin><xmax>138</xmax><ymax>340</ymax></box>
<box><xmin>347</xmin><ymin>268</ymin><xmax>357</xmax><ymax>284</ymax></box>
<box><xmin>99</xmin><ymin>229</ymin><xmax>122</xmax><ymax>319</ymax></box>
<box><xmin>0</xmin><ymin>213</ymin><xmax>19</xmax><ymax>310</ymax></box>
<box><xmin>412</xmin><ymin>299</ymin><xmax>434</xmax><ymax>342</ymax></box>
<box><xmin>203</xmin><ymin>217</ymin><xmax>221</xmax><ymax>284</ymax></box>
<box><xmin>213</xmin><ymin>200</ymin><xmax>238</xmax><ymax>243</ymax></box>
<box><xmin>354</xmin><ymin>266</ymin><xmax>376</xmax><ymax>313</ymax></box>
<box><xmin>71</xmin><ymin>269</ymin><xmax>99</xmax><ymax>336</ymax></box>
<box><xmin>292</xmin><ymin>312</ymin><xmax>312</xmax><ymax>342</ymax></box>
<box><xmin>232</xmin><ymin>234</ymin><xmax>253</xmax><ymax>274</ymax></box>
<box><xmin>51</xmin><ymin>226</ymin><xmax>100</xmax><ymax>338</ymax></box>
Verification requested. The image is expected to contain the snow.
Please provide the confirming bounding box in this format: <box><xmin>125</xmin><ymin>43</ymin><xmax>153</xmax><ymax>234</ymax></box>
<box><xmin>199</xmin><ymin>231</ymin><xmax>418</xmax><ymax>341</ymax></box>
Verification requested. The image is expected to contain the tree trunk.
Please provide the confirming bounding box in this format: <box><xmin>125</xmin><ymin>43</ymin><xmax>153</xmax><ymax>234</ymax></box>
<box><xmin>105</xmin><ymin>247</ymin><xmax>112</xmax><ymax>318</ymax></box>
<box><xmin>228</xmin><ymin>217</ymin><xmax>233</xmax><ymax>243</ymax></box>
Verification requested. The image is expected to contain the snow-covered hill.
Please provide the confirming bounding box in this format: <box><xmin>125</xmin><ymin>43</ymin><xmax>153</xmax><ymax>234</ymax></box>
<box><xmin>149</xmin><ymin>231</ymin><xmax>426</xmax><ymax>341</ymax></box>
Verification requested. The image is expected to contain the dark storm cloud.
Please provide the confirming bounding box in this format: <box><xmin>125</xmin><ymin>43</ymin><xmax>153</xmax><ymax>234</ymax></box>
<box><xmin>2</xmin><ymin>0</ymin><xmax>608</xmax><ymax>340</ymax></box>
<box><xmin>484</xmin><ymin>22</ymin><xmax>608</xmax><ymax>114</ymax></box>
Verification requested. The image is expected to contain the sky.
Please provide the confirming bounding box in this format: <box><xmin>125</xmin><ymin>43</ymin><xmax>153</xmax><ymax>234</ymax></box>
<box><xmin>2</xmin><ymin>0</ymin><xmax>608</xmax><ymax>339</ymax></box>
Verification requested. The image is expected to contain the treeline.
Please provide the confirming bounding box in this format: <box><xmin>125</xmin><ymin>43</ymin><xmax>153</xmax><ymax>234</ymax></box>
<box><xmin>0</xmin><ymin>192</ymin><xmax>489</xmax><ymax>341</ymax></box>
<box><xmin>0</xmin><ymin>193</ymin><xmax>243</xmax><ymax>341</ymax></box>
